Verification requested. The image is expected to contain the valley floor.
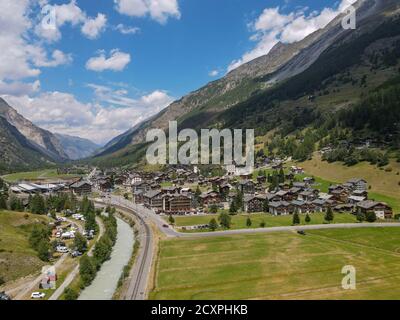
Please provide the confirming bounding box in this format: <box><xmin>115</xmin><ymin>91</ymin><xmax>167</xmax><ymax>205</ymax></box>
<box><xmin>150</xmin><ymin>227</ymin><xmax>400</xmax><ymax>300</ymax></box>
<box><xmin>1</xmin><ymin>169</ymin><xmax>81</xmax><ymax>183</ymax></box>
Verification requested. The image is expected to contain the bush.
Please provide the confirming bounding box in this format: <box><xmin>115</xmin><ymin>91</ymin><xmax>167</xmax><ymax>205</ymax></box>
<box><xmin>64</xmin><ymin>287</ymin><xmax>79</xmax><ymax>300</ymax></box>
<box><xmin>366</xmin><ymin>211</ymin><xmax>377</xmax><ymax>223</ymax></box>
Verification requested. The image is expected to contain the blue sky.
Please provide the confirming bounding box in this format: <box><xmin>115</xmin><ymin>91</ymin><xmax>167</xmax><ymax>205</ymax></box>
<box><xmin>0</xmin><ymin>0</ymin><xmax>355</xmax><ymax>143</ymax></box>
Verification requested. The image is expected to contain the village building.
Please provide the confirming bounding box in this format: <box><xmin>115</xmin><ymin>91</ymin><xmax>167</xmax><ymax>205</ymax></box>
<box><xmin>70</xmin><ymin>181</ymin><xmax>92</xmax><ymax>196</ymax></box>
<box><xmin>269</xmin><ymin>201</ymin><xmax>292</xmax><ymax>216</ymax></box>
<box><xmin>237</xmin><ymin>180</ymin><xmax>255</xmax><ymax>194</ymax></box>
<box><xmin>356</xmin><ymin>200</ymin><xmax>393</xmax><ymax>219</ymax></box>
<box><xmin>162</xmin><ymin>193</ymin><xmax>192</xmax><ymax>214</ymax></box>
<box><xmin>132</xmin><ymin>181</ymin><xmax>151</xmax><ymax>194</ymax></box>
<box><xmin>347</xmin><ymin>178</ymin><xmax>368</xmax><ymax>191</ymax></box>
<box><xmin>143</xmin><ymin>190</ymin><xmax>163</xmax><ymax>211</ymax></box>
<box><xmin>243</xmin><ymin>195</ymin><xmax>265</xmax><ymax>213</ymax></box>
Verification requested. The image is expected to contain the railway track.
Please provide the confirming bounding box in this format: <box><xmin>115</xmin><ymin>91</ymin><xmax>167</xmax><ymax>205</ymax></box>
<box><xmin>112</xmin><ymin>203</ymin><xmax>152</xmax><ymax>300</ymax></box>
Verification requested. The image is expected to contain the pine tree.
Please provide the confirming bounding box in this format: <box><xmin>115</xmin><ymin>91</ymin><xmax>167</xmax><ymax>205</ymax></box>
<box><xmin>325</xmin><ymin>206</ymin><xmax>334</xmax><ymax>223</ymax></box>
<box><xmin>305</xmin><ymin>213</ymin><xmax>311</xmax><ymax>224</ymax></box>
<box><xmin>263</xmin><ymin>199</ymin><xmax>269</xmax><ymax>213</ymax></box>
<box><xmin>293</xmin><ymin>210</ymin><xmax>300</xmax><ymax>225</ymax></box>
<box><xmin>356</xmin><ymin>208</ymin><xmax>365</xmax><ymax>222</ymax></box>
<box><xmin>229</xmin><ymin>201</ymin><xmax>237</xmax><ymax>214</ymax></box>
<box><xmin>168</xmin><ymin>215</ymin><xmax>175</xmax><ymax>225</ymax></box>
<box><xmin>0</xmin><ymin>195</ymin><xmax>7</xmax><ymax>210</ymax></box>
<box><xmin>219</xmin><ymin>213</ymin><xmax>232</xmax><ymax>229</ymax></box>
<box><xmin>209</xmin><ymin>218</ymin><xmax>218</xmax><ymax>231</ymax></box>
<box><xmin>246</xmin><ymin>216</ymin><xmax>252</xmax><ymax>227</ymax></box>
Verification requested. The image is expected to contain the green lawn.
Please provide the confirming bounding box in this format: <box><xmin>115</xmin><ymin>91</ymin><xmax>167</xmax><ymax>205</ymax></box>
<box><xmin>0</xmin><ymin>211</ymin><xmax>50</xmax><ymax>283</ymax></box>
<box><xmin>150</xmin><ymin>227</ymin><xmax>400</xmax><ymax>300</ymax></box>
<box><xmin>166</xmin><ymin>213</ymin><xmax>359</xmax><ymax>232</ymax></box>
<box><xmin>2</xmin><ymin>169</ymin><xmax>81</xmax><ymax>182</ymax></box>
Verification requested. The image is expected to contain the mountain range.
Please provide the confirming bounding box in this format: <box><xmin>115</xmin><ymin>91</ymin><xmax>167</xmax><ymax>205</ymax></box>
<box><xmin>0</xmin><ymin>98</ymin><xmax>99</xmax><ymax>172</ymax></box>
<box><xmin>90</xmin><ymin>0</ymin><xmax>400</xmax><ymax>167</ymax></box>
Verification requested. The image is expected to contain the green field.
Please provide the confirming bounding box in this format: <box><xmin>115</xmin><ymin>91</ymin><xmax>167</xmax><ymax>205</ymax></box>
<box><xmin>0</xmin><ymin>211</ymin><xmax>49</xmax><ymax>283</ymax></box>
<box><xmin>2</xmin><ymin>169</ymin><xmax>81</xmax><ymax>182</ymax></box>
<box><xmin>166</xmin><ymin>213</ymin><xmax>359</xmax><ymax>232</ymax></box>
<box><xmin>150</xmin><ymin>227</ymin><xmax>400</xmax><ymax>300</ymax></box>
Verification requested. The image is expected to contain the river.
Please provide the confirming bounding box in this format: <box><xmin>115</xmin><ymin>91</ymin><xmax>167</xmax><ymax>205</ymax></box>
<box><xmin>78</xmin><ymin>217</ymin><xmax>134</xmax><ymax>300</ymax></box>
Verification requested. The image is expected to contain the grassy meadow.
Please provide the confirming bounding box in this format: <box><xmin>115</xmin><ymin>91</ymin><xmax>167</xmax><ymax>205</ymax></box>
<box><xmin>2</xmin><ymin>169</ymin><xmax>82</xmax><ymax>183</ymax></box>
<box><xmin>150</xmin><ymin>227</ymin><xmax>400</xmax><ymax>300</ymax></box>
<box><xmin>0</xmin><ymin>211</ymin><xmax>50</xmax><ymax>283</ymax></box>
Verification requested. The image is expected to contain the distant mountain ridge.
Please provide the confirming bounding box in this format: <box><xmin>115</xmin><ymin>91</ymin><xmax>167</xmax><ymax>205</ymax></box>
<box><xmin>0</xmin><ymin>97</ymin><xmax>101</xmax><ymax>171</ymax></box>
<box><xmin>55</xmin><ymin>133</ymin><xmax>100</xmax><ymax>160</ymax></box>
<box><xmin>0</xmin><ymin>98</ymin><xmax>68</xmax><ymax>161</ymax></box>
<box><xmin>91</xmin><ymin>0</ymin><xmax>400</xmax><ymax>167</ymax></box>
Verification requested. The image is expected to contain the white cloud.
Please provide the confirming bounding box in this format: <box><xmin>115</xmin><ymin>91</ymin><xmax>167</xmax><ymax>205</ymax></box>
<box><xmin>35</xmin><ymin>1</ymin><xmax>107</xmax><ymax>41</ymax></box>
<box><xmin>81</xmin><ymin>13</ymin><xmax>107</xmax><ymax>39</ymax></box>
<box><xmin>86</xmin><ymin>50</ymin><xmax>131</xmax><ymax>72</ymax></box>
<box><xmin>208</xmin><ymin>70</ymin><xmax>219</xmax><ymax>77</ymax></box>
<box><xmin>2</xmin><ymin>88</ymin><xmax>174</xmax><ymax>144</ymax></box>
<box><xmin>0</xmin><ymin>0</ymin><xmax>71</xmax><ymax>91</ymax></box>
<box><xmin>228</xmin><ymin>0</ymin><xmax>357</xmax><ymax>72</ymax></box>
<box><xmin>115</xmin><ymin>24</ymin><xmax>141</xmax><ymax>35</ymax></box>
<box><xmin>0</xmin><ymin>80</ymin><xmax>40</xmax><ymax>96</ymax></box>
<box><xmin>114</xmin><ymin>0</ymin><xmax>181</xmax><ymax>24</ymax></box>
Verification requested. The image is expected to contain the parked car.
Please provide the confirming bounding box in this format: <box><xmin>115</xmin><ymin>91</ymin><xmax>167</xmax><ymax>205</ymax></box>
<box><xmin>31</xmin><ymin>292</ymin><xmax>45</xmax><ymax>299</ymax></box>
<box><xmin>71</xmin><ymin>251</ymin><xmax>82</xmax><ymax>258</ymax></box>
<box><xmin>0</xmin><ymin>291</ymin><xmax>11</xmax><ymax>300</ymax></box>
<box><xmin>56</xmin><ymin>246</ymin><xmax>69</xmax><ymax>253</ymax></box>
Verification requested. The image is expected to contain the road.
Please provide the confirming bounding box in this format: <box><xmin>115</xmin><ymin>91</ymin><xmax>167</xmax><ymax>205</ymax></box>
<box><xmin>96</xmin><ymin>195</ymin><xmax>400</xmax><ymax>301</ymax></box>
<box><xmin>48</xmin><ymin>216</ymin><xmax>104</xmax><ymax>300</ymax></box>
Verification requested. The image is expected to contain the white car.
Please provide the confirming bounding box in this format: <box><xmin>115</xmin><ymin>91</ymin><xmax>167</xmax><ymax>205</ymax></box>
<box><xmin>56</xmin><ymin>246</ymin><xmax>69</xmax><ymax>253</ymax></box>
<box><xmin>31</xmin><ymin>292</ymin><xmax>45</xmax><ymax>299</ymax></box>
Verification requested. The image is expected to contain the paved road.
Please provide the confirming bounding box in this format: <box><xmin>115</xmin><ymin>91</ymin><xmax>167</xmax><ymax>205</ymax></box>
<box><xmin>48</xmin><ymin>216</ymin><xmax>105</xmax><ymax>300</ymax></box>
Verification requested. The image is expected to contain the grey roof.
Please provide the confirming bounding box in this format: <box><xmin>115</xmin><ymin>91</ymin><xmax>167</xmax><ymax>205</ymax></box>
<box><xmin>291</xmin><ymin>200</ymin><xmax>305</xmax><ymax>206</ymax></box>
<box><xmin>347</xmin><ymin>178</ymin><xmax>367</xmax><ymax>184</ymax></box>
<box><xmin>269</xmin><ymin>201</ymin><xmax>290</xmax><ymax>208</ymax></box>
<box><xmin>312</xmin><ymin>199</ymin><xmax>326</xmax><ymax>205</ymax></box>
<box><xmin>71</xmin><ymin>181</ymin><xmax>92</xmax><ymax>188</ymax></box>
<box><xmin>144</xmin><ymin>190</ymin><xmax>162</xmax><ymax>199</ymax></box>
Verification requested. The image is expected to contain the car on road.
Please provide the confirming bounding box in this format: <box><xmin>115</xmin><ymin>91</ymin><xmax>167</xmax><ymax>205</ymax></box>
<box><xmin>162</xmin><ymin>224</ymin><xmax>169</xmax><ymax>228</ymax></box>
<box><xmin>31</xmin><ymin>292</ymin><xmax>45</xmax><ymax>299</ymax></box>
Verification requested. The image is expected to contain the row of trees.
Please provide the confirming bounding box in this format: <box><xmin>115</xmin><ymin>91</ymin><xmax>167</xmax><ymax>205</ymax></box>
<box><xmin>79</xmin><ymin>210</ymin><xmax>118</xmax><ymax>289</ymax></box>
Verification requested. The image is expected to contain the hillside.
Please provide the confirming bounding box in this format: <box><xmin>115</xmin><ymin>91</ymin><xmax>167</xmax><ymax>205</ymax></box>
<box><xmin>92</xmin><ymin>0</ymin><xmax>400</xmax><ymax>167</ymax></box>
<box><xmin>0</xmin><ymin>98</ymin><xmax>68</xmax><ymax>162</ymax></box>
<box><xmin>0</xmin><ymin>211</ymin><xmax>50</xmax><ymax>284</ymax></box>
<box><xmin>0</xmin><ymin>117</ymin><xmax>55</xmax><ymax>173</ymax></box>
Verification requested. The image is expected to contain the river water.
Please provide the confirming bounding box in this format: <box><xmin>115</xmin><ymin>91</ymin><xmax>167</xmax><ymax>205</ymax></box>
<box><xmin>78</xmin><ymin>217</ymin><xmax>134</xmax><ymax>300</ymax></box>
